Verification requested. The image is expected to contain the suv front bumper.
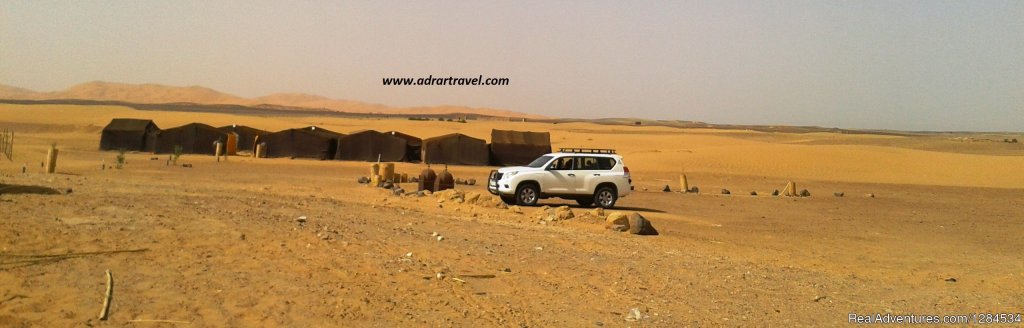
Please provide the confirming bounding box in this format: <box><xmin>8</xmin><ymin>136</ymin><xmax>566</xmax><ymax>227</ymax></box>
<box><xmin>487</xmin><ymin>170</ymin><xmax>514</xmax><ymax>196</ymax></box>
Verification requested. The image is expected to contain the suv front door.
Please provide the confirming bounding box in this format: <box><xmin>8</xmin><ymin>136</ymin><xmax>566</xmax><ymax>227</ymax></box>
<box><xmin>544</xmin><ymin>156</ymin><xmax>575</xmax><ymax>194</ymax></box>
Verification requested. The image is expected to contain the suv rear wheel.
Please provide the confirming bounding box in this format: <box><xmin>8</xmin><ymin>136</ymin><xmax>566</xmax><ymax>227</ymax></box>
<box><xmin>594</xmin><ymin>186</ymin><xmax>617</xmax><ymax>208</ymax></box>
<box><xmin>516</xmin><ymin>183</ymin><xmax>539</xmax><ymax>206</ymax></box>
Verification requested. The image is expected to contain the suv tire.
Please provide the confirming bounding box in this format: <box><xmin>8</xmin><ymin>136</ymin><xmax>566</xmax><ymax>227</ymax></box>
<box><xmin>516</xmin><ymin>183</ymin><xmax>540</xmax><ymax>206</ymax></box>
<box><xmin>594</xmin><ymin>186</ymin><xmax>617</xmax><ymax>209</ymax></box>
<box><xmin>499</xmin><ymin>195</ymin><xmax>516</xmax><ymax>205</ymax></box>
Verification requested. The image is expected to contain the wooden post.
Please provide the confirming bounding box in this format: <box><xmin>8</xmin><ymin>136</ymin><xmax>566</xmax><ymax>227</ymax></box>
<box><xmin>783</xmin><ymin>181</ymin><xmax>796</xmax><ymax>197</ymax></box>
<box><xmin>45</xmin><ymin>145</ymin><xmax>58</xmax><ymax>174</ymax></box>
<box><xmin>679</xmin><ymin>174</ymin><xmax>689</xmax><ymax>193</ymax></box>
<box><xmin>215</xmin><ymin>142</ymin><xmax>223</xmax><ymax>162</ymax></box>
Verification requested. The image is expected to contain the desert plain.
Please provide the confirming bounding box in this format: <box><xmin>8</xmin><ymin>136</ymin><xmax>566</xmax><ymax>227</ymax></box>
<box><xmin>1</xmin><ymin>103</ymin><xmax>1022</xmax><ymax>327</ymax></box>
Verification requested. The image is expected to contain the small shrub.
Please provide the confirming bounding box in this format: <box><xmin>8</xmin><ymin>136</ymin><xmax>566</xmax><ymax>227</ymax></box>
<box><xmin>116</xmin><ymin>148</ymin><xmax>126</xmax><ymax>169</ymax></box>
<box><xmin>172</xmin><ymin>145</ymin><xmax>183</xmax><ymax>164</ymax></box>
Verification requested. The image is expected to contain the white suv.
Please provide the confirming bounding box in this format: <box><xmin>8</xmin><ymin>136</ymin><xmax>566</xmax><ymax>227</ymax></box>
<box><xmin>487</xmin><ymin>148</ymin><xmax>633</xmax><ymax>208</ymax></box>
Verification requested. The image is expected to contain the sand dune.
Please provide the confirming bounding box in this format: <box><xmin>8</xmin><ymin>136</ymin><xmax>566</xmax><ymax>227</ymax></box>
<box><xmin>0</xmin><ymin>81</ymin><xmax>543</xmax><ymax>118</ymax></box>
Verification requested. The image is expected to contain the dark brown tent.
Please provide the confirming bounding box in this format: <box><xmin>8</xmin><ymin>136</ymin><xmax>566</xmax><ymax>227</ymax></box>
<box><xmin>421</xmin><ymin>133</ymin><xmax>489</xmax><ymax>166</ymax></box>
<box><xmin>385</xmin><ymin>131</ymin><xmax>422</xmax><ymax>162</ymax></box>
<box><xmin>260</xmin><ymin>126</ymin><xmax>343</xmax><ymax>159</ymax></box>
<box><xmin>336</xmin><ymin>130</ymin><xmax>407</xmax><ymax>162</ymax></box>
<box><xmin>489</xmin><ymin>129</ymin><xmax>552</xmax><ymax>166</ymax></box>
<box><xmin>218</xmin><ymin>125</ymin><xmax>268</xmax><ymax>151</ymax></box>
<box><xmin>99</xmin><ymin>118</ymin><xmax>160</xmax><ymax>151</ymax></box>
<box><xmin>154</xmin><ymin>123</ymin><xmax>228</xmax><ymax>154</ymax></box>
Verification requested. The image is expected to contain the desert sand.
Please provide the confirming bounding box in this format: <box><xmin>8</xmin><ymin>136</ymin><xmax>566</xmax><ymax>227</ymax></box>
<box><xmin>1</xmin><ymin>103</ymin><xmax>1022</xmax><ymax>326</ymax></box>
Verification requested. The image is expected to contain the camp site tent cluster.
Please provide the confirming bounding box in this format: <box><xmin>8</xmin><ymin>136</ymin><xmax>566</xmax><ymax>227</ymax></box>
<box><xmin>98</xmin><ymin>119</ymin><xmax>552</xmax><ymax>166</ymax></box>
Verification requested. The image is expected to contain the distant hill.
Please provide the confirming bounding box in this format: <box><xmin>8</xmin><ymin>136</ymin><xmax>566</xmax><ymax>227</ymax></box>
<box><xmin>0</xmin><ymin>81</ymin><xmax>545</xmax><ymax>119</ymax></box>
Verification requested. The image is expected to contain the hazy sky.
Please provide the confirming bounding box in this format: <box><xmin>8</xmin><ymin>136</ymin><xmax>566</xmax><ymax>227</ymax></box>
<box><xmin>2</xmin><ymin>1</ymin><xmax>1022</xmax><ymax>131</ymax></box>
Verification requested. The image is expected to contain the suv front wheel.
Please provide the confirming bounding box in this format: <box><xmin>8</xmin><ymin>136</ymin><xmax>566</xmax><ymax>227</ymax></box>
<box><xmin>594</xmin><ymin>186</ymin><xmax>617</xmax><ymax>208</ymax></box>
<box><xmin>516</xmin><ymin>183</ymin><xmax>540</xmax><ymax>206</ymax></box>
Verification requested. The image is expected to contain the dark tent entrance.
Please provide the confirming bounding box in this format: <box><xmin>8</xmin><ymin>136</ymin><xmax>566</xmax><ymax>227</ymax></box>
<box><xmin>489</xmin><ymin>129</ymin><xmax>552</xmax><ymax>166</ymax></box>
<box><xmin>259</xmin><ymin>126</ymin><xmax>343</xmax><ymax>159</ymax></box>
<box><xmin>154</xmin><ymin>123</ymin><xmax>228</xmax><ymax>154</ymax></box>
<box><xmin>336</xmin><ymin>130</ymin><xmax>407</xmax><ymax>162</ymax></box>
<box><xmin>218</xmin><ymin>125</ymin><xmax>268</xmax><ymax>152</ymax></box>
<box><xmin>421</xmin><ymin>133</ymin><xmax>489</xmax><ymax>166</ymax></box>
<box><xmin>386</xmin><ymin>131</ymin><xmax>422</xmax><ymax>162</ymax></box>
<box><xmin>99</xmin><ymin>118</ymin><xmax>160</xmax><ymax>152</ymax></box>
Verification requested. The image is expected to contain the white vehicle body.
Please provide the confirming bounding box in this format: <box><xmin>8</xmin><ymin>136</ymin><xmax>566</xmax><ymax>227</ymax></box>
<box><xmin>487</xmin><ymin>150</ymin><xmax>633</xmax><ymax>208</ymax></box>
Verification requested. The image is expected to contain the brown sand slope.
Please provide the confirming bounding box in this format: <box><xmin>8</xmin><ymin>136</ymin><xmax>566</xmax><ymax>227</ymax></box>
<box><xmin>0</xmin><ymin>82</ymin><xmax>544</xmax><ymax>118</ymax></box>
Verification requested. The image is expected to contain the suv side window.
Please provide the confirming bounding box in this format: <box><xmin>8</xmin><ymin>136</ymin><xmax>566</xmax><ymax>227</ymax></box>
<box><xmin>577</xmin><ymin>157</ymin><xmax>601</xmax><ymax>170</ymax></box>
<box><xmin>597</xmin><ymin>157</ymin><xmax>615</xmax><ymax>170</ymax></box>
<box><xmin>547</xmin><ymin>157</ymin><xmax>574</xmax><ymax>171</ymax></box>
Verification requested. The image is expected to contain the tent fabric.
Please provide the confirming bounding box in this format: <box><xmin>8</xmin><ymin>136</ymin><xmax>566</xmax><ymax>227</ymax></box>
<box><xmin>421</xmin><ymin>133</ymin><xmax>489</xmax><ymax>166</ymax></box>
<box><xmin>489</xmin><ymin>129</ymin><xmax>552</xmax><ymax>166</ymax></box>
<box><xmin>385</xmin><ymin>131</ymin><xmax>422</xmax><ymax>162</ymax></box>
<box><xmin>99</xmin><ymin>118</ymin><xmax>160</xmax><ymax>151</ymax></box>
<box><xmin>153</xmin><ymin>123</ymin><xmax>228</xmax><ymax>154</ymax></box>
<box><xmin>336</xmin><ymin>130</ymin><xmax>408</xmax><ymax>162</ymax></box>
<box><xmin>218</xmin><ymin>125</ymin><xmax>268</xmax><ymax>151</ymax></box>
<box><xmin>260</xmin><ymin>126</ymin><xmax>343</xmax><ymax>159</ymax></box>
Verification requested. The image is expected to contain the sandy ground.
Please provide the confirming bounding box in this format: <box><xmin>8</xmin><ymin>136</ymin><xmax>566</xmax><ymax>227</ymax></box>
<box><xmin>0</xmin><ymin>104</ymin><xmax>1022</xmax><ymax>327</ymax></box>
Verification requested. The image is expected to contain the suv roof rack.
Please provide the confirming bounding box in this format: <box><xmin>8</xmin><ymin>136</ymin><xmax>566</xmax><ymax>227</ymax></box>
<box><xmin>558</xmin><ymin>148</ymin><xmax>616</xmax><ymax>154</ymax></box>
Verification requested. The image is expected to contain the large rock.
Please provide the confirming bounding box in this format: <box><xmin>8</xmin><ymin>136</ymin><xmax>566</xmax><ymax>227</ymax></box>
<box><xmin>605</xmin><ymin>212</ymin><xmax>629</xmax><ymax>231</ymax></box>
<box><xmin>464</xmin><ymin>191</ymin><xmax>481</xmax><ymax>204</ymax></box>
<box><xmin>627</xmin><ymin>212</ymin><xmax>658</xmax><ymax>235</ymax></box>
<box><xmin>590</xmin><ymin>207</ymin><xmax>605</xmax><ymax>218</ymax></box>
<box><xmin>509</xmin><ymin>205</ymin><xmax>523</xmax><ymax>214</ymax></box>
<box><xmin>553</xmin><ymin>206</ymin><xmax>574</xmax><ymax>221</ymax></box>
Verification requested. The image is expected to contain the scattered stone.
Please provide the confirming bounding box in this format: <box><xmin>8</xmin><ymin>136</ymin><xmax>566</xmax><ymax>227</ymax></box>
<box><xmin>865</xmin><ymin>193</ymin><xmax>875</xmax><ymax>198</ymax></box>
<box><xmin>405</xmin><ymin>252</ymin><xmax>413</xmax><ymax>257</ymax></box>
<box><xmin>813</xmin><ymin>296</ymin><xmax>827</xmax><ymax>302</ymax></box>
<box><xmin>944</xmin><ymin>277</ymin><xmax>957</xmax><ymax>283</ymax></box>
<box><xmin>181</xmin><ymin>164</ymin><xmax>192</xmax><ymax>168</ymax></box>
<box><xmin>296</xmin><ymin>216</ymin><xmax>307</xmax><ymax>224</ymax></box>
<box><xmin>605</xmin><ymin>212</ymin><xmax>629</xmax><ymax>232</ymax></box>
<box><xmin>455</xmin><ymin>178</ymin><xmax>466</xmax><ymax>185</ymax></box>
<box><xmin>771</xmin><ymin>189</ymin><xmax>780</xmax><ymax>196</ymax></box>
<box><xmin>437</xmin><ymin>236</ymin><xmax>444</xmax><ymax>241</ymax></box>
<box><xmin>501</xmin><ymin>267</ymin><xmax>512</xmax><ymax>273</ymax></box>
<box><xmin>662</xmin><ymin>185</ymin><xmax>671</xmax><ymax>192</ymax></box>
<box><xmin>688</xmin><ymin>186</ymin><xmax>699</xmax><ymax>194</ymax></box>
<box><xmin>237</xmin><ymin>232</ymin><xmax>246</xmax><ymax>241</ymax></box>
<box><xmin>382</xmin><ymin>181</ymin><xmax>394</xmax><ymax>189</ymax></box>
<box><xmin>466</xmin><ymin>178</ymin><xmax>476</xmax><ymax>186</ymax></box>
<box><xmin>627</xmin><ymin>212</ymin><xmax>657</xmax><ymax>235</ymax></box>
<box><xmin>431</xmin><ymin>232</ymin><xmax>439</xmax><ymax>237</ymax></box>
<box><xmin>393</xmin><ymin>188</ymin><xmax>405</xmax><ymax>196</ymax></box>
<box><xmin>415</xmin><ymin>190</ymin><xmax>426</xmax><ymax>197</ymax></box>
<box><xmin>65</xmin><ymin>188</ymin><xmax>73</xmax><ymax>194</ymax></box>
<box><xmin>590</xmin><ymin>207</ymin><xmax>605</xmax><ymax>218</ymax></box>
<box><xmin>357</xmin><ymin>176</ymin><xmax>370</xmax><ymax>184</ymax></box>
<box><xmin>553</xmin><ymin>206</ymin><xmax>574</xmax><ymax>221</ymax></box>
<box><xmin>799</xmin><ymin>189</ymin><xmax>811</xmax><ymax>197</ymax></box>
<box><xmin>750</xmin><ymin>191</ymin><xmax>757</xmax><ymax>196</ymax></box>
<box><xmin>509</xmin><ymin>205</ymin><xmax>523</xmax><ymax>214</ymax></box>
<box><xmin>721</xmin><ymin>189</ymin><xmax>731</xmax><ymax>195</ymax></box>
<box><xmin>422</xmin><ymin>190</ymin><xmax>432</xmax><ymax>196</ymax></box>
<box><xmin>464</xmin><ymin>192</ymin><xmax>481</xmax><ymax>204</ymax></box>
<box><xmin>624</xmin><ymin>308</ymin><xmax>647</xmax><ymax>322</ymax></box>
<box><xmin>834</xmin><ymin>192</ymin><xmax>844</xmax><ymax>197</ymax></box>
<box><xmin>436</xmin><ymin>272</ymin><xmax>445</xmax><ymax>280</ymax></box>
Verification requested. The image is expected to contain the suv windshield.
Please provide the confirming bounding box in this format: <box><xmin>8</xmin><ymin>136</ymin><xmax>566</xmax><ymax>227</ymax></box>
<box><xmin>526</xmin><ymin>155</ymin><xmax>553</xmax><ymax>168</ymax></box>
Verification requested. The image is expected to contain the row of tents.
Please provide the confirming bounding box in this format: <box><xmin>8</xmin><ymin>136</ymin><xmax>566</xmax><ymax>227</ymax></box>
<box><xmin>99</xmin><ymin>119</ymin><xmax>552</xmax><ymax>166</ymax></box>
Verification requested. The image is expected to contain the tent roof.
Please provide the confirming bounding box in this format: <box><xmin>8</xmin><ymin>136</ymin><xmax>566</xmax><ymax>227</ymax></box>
<box><xmin>162</xmin><ymin>122</ymin><xmax>221</xmax><ymax>132</ymax></box>
<box><xmin>423</xmin><ymin>133</ymin><xmax>485</xmax><ymax>143</ymax></box>
<box><xmin>218</xmin><ymin>125</ymin><xmax>268</xmax><ymax>134</ymax></box>
<box><xmin>103</xmin><ymin>118</ymin><xmax>158</xmax><ymax>132</ymax></box>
